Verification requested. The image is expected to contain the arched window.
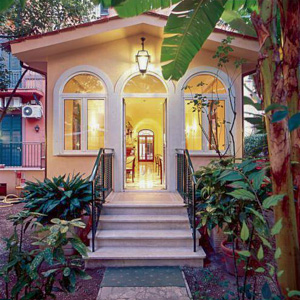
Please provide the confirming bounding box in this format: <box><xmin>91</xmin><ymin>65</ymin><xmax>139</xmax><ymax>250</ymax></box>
<box><xmin>62</xmin><ymin>73</ymin><xmax>106</xmax><ymax>152</ymax></box>
<box><xmin>184</xmin><ymin>73</ymin><xmax>228</xmax><ymax>152</ymax></box>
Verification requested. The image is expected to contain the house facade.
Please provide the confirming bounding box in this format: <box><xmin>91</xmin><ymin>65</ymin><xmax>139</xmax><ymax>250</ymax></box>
<box><xmin>0</xmin><ymin>48</ymin><xmax>45</xmax><ymax>194</ymax></box>
<box><xmin>7</xmin><ymin>12</ymin><xmax>258</xmax><ymax>193</ymax></box>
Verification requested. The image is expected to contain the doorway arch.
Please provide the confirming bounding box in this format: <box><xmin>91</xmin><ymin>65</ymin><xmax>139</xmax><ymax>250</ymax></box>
<box><xmin>120</xmin><ymin>72</ymin><xmax>169</xmax><ymax>190</ymax></box>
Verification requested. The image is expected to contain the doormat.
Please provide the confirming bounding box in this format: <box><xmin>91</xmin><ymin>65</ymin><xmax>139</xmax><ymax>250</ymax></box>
<box><xmin>100</xmin><ymin>267</ymin><xmax>185</xmax><ymax>287</ymax></box>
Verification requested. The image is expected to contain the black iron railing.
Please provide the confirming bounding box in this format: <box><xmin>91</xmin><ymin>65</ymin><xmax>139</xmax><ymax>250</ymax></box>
<box><xmin>89</xmin><ymin>148</ymin><xmax>114</xmax><ymax>252</ymax></box>
<box><xmin>0</xmin><ymin>142</ymin><xmax>45</xmax><ymax>168</ymax></box>
<box><xmin>176</xmin><ymin>149</ymin><xmax>197</xmax><ymax>252</ymax></box>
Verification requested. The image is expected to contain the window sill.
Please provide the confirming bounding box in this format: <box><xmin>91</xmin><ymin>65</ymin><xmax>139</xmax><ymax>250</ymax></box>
<box><xmin>188</xmin><ymin>151</ymin><xmax>231</xmax><ymax>157</ymax></box>
<box><xmin>54</xmin><ymin>152</ymin><xmax>99</xmax><ymax>157</ymax></box>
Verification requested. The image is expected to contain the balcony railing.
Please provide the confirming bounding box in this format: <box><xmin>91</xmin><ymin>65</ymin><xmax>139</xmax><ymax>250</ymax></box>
<box><xmin>0</xmin><ymin>142</ymin><xmax>45</xmax><ymax>168</ymax></box>
<box><xmin>7</xmin><ymin>70</ymin><xmax>44</xmax><ymax>91</ymax></box>
<box><xmin>8</xmin><ymin>70</ymin><xmax>23</xmax><ymax>89</ymax></box>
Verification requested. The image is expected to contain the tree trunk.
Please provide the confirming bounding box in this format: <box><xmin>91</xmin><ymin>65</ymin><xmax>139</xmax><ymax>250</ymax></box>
<box><xmin>252</xmin><ymin>0</ymin><xmax>300</xmax><ymax>292</ymax></box>
<box><xmin>278</xmin><ymin>0</ymin><xmax>300</xmax><ymax>246</ymax></box>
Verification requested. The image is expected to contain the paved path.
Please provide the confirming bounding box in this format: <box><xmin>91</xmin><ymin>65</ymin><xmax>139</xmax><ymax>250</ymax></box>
<box><xmin>97</xmin><ymin>267</ymin><xmax>191</xmax><ymax>300</ymax></box>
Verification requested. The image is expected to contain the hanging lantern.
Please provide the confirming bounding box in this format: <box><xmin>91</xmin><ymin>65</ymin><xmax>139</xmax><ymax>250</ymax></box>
<box><xmin>136</xmin><ymin>37</ymin><xmax>150</xmax><ymax>74</ymax></box>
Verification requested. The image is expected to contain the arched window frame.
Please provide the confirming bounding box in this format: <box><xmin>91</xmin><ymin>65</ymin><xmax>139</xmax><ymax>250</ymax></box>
<box><xmin>138</xmin><ymin>129</ymin><xmax>154</xmax><ymax>136</ymax></box>
<box><xmin>53</xmin><ymin>66</ymin><xmax>112</xmax><ymax>156</ymax></box>
<box><xmin>180</xmin><ymin>69</ymin><xmax>234</xmax><ymax>155</ymax></box>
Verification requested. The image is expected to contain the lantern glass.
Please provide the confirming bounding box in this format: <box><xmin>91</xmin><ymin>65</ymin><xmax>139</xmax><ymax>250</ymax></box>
<box><xmin>136</xmin><ymin>50</ymin><xmax>150</xmax><ymax>74</ymax></box>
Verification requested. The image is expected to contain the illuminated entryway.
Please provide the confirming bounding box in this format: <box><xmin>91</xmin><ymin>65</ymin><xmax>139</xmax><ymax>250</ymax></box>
<box><xmin>122</xmin><ymin>73</ymin><xmax>167</xmax><ymax>190</ymax></box>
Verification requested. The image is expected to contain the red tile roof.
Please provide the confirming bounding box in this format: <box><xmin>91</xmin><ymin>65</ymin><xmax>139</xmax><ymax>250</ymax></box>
<box><xmin>3</xmin><ymin>11</ymin><xmax>257</xmax><ymax>51</ymax></box>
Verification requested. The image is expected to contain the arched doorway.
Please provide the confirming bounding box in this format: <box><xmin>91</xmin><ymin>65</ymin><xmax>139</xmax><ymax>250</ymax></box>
<box><xmin>138</xmin><ymin>129</ymin><xmax>154</xmax><ymax>162</ymax></box>
<box><xmin>122</xmin><ymin>73</ymin><xmax>167</xmax><ymax>190</ymax></box>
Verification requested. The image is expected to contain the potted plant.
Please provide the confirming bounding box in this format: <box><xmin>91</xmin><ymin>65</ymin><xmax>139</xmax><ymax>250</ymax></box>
<box><xmin>23</xmin><ymin>173</ymin><xmax>92</xmax><ymax>253</ymax></box>
<box><xmin>196</xmin><ymin>158</ymin><xmax>272</xmax><ymax>276</ymax></box>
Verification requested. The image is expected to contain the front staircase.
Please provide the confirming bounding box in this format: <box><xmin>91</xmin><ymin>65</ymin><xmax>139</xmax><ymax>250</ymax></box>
<box><xmin>85</xmin><ymin>192</ymin><xmax>206</xmax><ymax>268</ymax></box>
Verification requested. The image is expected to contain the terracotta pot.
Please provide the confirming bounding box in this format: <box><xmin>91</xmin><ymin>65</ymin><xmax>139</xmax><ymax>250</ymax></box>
<box><xmin>221</xmin><ymin>240</ymin><xmax>253</xmax><ymax>277</ymax></box>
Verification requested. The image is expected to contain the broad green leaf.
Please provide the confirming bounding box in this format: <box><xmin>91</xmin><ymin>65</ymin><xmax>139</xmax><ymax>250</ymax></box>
<box><xmin>227</xmin><ymin>189</ymin><xmax>256</xmax><ymax>200</ymax></box>
<box><xmin>288</xmin><ymin>291</ymin><xmax>300</xmax><ymax>297</ymax></box>
<box><xmin>224</xmin><ymin>0</ymin><xmax>257</xmax><ymax>11</ymax></box>
<box><xmin>252</xmin><ymin>170</ymin><xmax>265</xmax><ymax>190</ymax></box>
<box><xmin>255</xmin><ymin>267</ymin><xmax>265</xmax><ymax>273</ymax></box>
<box><xmin>219</xmin><ymin>170</ymin><xmax>244</xmax><ymax>182</ymax></box>
<box><xmin>257</xmin><ymin>245</ymin><xmax>264</xmax><ymax>260</ymax></box>
<box><xmin>259</xmin><ymin>236</ymin><xmax>272</xmax><ymax>249</ymax></box>
<box><xmin>114</xmin><ymin>0</ymin><xmax>181</xmax><ymax>18</ymax></box>
<box><xmin>277</xmin><ymin>270</ymin><xmax>284</xmax><ymax>278</ymax></box>
<box><xmin>42</xmin><ymin>269</ymin><xmax>58</xmax><ymax>277</ymax></box>
<box><xmin>265</xmin><ymin>103</ymin><xmax>287</xmax><ymax>114</ymax></box>
<box><xmin>288</xmin><ymin>112</ymin><xmax>300</xmax><ymax>132</ymax></box>
<box><xmin>70</xmin><ymin>238</ymin><xmax>88</xmax><ymax>257</ymax></box>
<box><xmin>263</xmin><ymin>194</ymin><xmax>284</xmax><ymax>209</ymax></box>
<box><xmin>0</xmin><ymin>0</ymin><xmax>14</xmax><ymax>12</ymax></box>
<box><xmin>247</xmin><ymin>207</ymin><xmax>265</xmax><ymax>223</ymax></box>
<box><xmin>243</xmin><ymin>96</ymin><xmax>262</xmax><ymax>110</ymax></box>
<box><xmin>274</xmin><ymin>247</ymin><xmax>281</xmax><ymax>259</ymax></box>
<box><xmin>271</xmin><ymin>110</ymin><xmax>288</xmax><ymax>123</ymax></box>
<box><xmin>221</xmin><ymin>10</ymin><xmax>256</xmax><ymax>37</ymax></box>
<box><xmin>238</xmin><ymin>250</ymin><xmax>251</xmax><ymax>257</ymax></box>
<box><xmin>161</xmin><ymin>0</ymin><xmax>227</xmax><ymax>80</ymax></box>
<box><xmin>271</xmin><ymin>218</ymin><xmax>282</xmax><ymax>236</ymax></box>
<box><xmin>241</xmin><ymin>221</ymin><xmax>249</xmax><ymax>241</ymax></box>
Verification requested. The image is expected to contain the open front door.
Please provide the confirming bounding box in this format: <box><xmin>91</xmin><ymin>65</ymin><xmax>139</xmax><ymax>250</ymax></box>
<box><xmin>123</xmin><ymin>98</ymin><xmax>126</xmax><ymax>190</ymax></box>
<box><xmin>162</xmin><ymin>99</ymin><xmax>167</xmax><ymax>187</ymax></box>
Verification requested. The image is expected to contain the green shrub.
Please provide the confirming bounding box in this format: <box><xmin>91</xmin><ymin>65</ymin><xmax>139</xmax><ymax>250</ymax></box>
<box><xmin>244</xmin><ymin>134</ymin><xmax>268</xmax><ymax>157</ymax></box>
<box><xmin>0</xmin><ymin>211</ymin><xmax>90</xmax><ymax>299</ymax></box>
<box><xmin>23</xmin><ymin>173</ymin><xmax>92</xmax><ymax>225</ymax></box>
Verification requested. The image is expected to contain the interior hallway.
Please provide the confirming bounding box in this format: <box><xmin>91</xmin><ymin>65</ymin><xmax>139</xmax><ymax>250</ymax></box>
<box><xmin>126</xmin><ymin>162</ymin><xmax>164</xmax><ymax>190</ymax></box>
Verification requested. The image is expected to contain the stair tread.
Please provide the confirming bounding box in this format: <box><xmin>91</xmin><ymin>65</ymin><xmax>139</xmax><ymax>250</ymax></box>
<box><xmin>100</xmin><ymin>215</ymin><xmax>189</xmax><ymax>222</ymax></box>
<box><xmin>103</xmin><ymin>203</ymin><xmax>186</xmax><ymax>208</ymax></box>
<box><xmin>93</xmin><ymin>229</ymin><xmax>195</xmax><ymax>239</ymax></box>
<box><xmin>87</xmin><ymin>246</ymin><xmax>206</xmax><ymax>259</ymax></box>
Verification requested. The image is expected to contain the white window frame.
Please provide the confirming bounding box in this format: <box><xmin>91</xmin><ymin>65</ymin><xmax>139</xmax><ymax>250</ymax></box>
<box><xmin>61</xmin><ymin>96</ymin><xmax>106</xmax><ymax>154</ymax></box>
<box><xmin>183</xmin><ymin>72</ymin><xmax>233</xmax><ymax>156</ymax></box>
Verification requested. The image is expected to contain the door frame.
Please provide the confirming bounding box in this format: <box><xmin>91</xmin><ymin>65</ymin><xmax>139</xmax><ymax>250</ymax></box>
<box><xmin>122</xmin><ymin>96</ymin><xmax>167</xmax><ymax>190</ymax></box>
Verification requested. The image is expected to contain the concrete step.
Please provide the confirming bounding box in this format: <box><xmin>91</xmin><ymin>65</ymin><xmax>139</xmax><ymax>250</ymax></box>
<box><xmin>85</xmin><ymin>246</ymin><xmax>206</xmax><ymax>268</ymax></box>
<box><xmin>98</xmin><ymin>215</ymin><xmax>190</xmax><ymax>230</ymax></box>
<box><xmin>102</xmin><ymin>204</ymin><xmax>187</xmax><ymax>216</ymax></box>
<box><xmin>89</xmin><ymin>229</ymin><xmax>197</xmax><ymax>248</ymax></box>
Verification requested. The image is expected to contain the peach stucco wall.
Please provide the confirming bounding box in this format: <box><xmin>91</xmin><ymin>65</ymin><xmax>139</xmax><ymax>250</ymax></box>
<box><xmin>46</xmin><ymin>33</ymin><xmax>245</xmax><ymax>188</ymax></box>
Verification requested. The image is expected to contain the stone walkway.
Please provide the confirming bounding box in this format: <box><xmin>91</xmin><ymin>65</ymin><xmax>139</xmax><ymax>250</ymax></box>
<box><xmin>96</xmin><ymin>267</ymin><xmax>191</xmax><ymax>300</ymax></box>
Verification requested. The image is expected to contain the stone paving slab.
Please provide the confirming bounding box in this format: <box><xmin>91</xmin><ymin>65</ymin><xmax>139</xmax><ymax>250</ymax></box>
<box><xmin>97</xmin><ymin>286</ymin><xmax>190</xmax><ymax>300</ymax></box>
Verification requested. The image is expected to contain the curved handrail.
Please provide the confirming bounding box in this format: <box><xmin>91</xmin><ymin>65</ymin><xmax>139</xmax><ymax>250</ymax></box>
<box><xmin>89</xmin><ymin>147</ymin><xmax>114</xmax><ymax>252</ymax></box>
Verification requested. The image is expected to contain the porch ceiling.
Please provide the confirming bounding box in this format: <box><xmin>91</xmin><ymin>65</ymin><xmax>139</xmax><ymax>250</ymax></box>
<box><xmin>9</xmin><ymin>14</ymin><xmax>259</xmax><ymax>74</ymax></box>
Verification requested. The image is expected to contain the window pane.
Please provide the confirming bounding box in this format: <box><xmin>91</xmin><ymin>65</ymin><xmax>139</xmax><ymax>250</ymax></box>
<box><xmin>63</xmin><ymin>74</ymin><xmax>105</xmax><ymax>93</ymax></box>
<box><xmin>184</xmin><ymin>74</ymin><xmax>226</xmax><ymax>95</ymax></box>
<box><xmin>88</xmin><ymin>100</ymin><xmax>105</xmax><ymax>150</ymax></box>
<box><xmin>185</xmin><ymin>101</ymin><xmax>202</xmax><ymax>150</ymax></box>
<box><xmin>64</xmin><ymin>99</ymin><xmax>82</xmax><ymax>150</ymax></box>
<box><xmin>124</xmin><ymin>74</ymin><xmax>166</xmax><ymax>93</ymax></box>
<box><xmin>208</xmin><ymin>100</ymin><xmax>225</xmax><ymax>151</ymax></box>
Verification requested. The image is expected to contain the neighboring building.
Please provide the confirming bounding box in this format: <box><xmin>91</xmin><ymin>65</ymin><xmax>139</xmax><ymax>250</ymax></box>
<box><xmin>5</xmin><ymin>11</ymin><xmax>259</xmax><ymax>266</ymax></box>
<box><xmin>0</xmin><ymin>48</ymin><xmax>46</xmax><ymax>194</ymax></box>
